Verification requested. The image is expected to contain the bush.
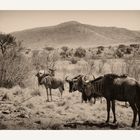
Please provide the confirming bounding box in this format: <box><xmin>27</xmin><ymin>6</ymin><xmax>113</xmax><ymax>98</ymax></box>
<box><xmin>97</xmin><ymin>46</ymin><xmax>104</xmax><ymax>55</ymax></box>
<box><xmin>0</xmin><ymin>53</ymin><xmax>31</xmax><ymax>88</ymax></box>
<box><xmin>60</xmin><ymin>46</ymin><xmax>69</xmax><ymax>59</ymax></box>
<box><xmin>98</xmin><ymin>46</ymin><xmax>104</xmax><ymax>51</ymax></box>
<box><xmin>61</xmin><ymin>46</ymin><xmax>68</xmax><ymax>52</ymax></box>
<box><xmin>74</xmin><ymin>47</ymin><xmax>86</xmax><ymax>58</ymax></box>
<box><xmin>130</xmin><ymin>44</ymin><xmax>140</xmax><ymax>50</ymax></box>
<box><xmin>126</xmin><ymin>47</ymin><xmax>132</xmax><ymax>54</ymax></box>
<box><xmin>44</xmin><ymin>47</ymin><xmax>54</xmax><ymax>51</ymax></box>
<box><xmin>0</xmin><ymin>33</ymin><xmax>30</xmax><ymax>88</ymax></box>
<box><xmin>115</xmin><ymin>49</ymin><xmax>124</xmax><ymax>58</ymax></box>
<box><xmin>69</xmin><ymin>57</ymin><xmax>78</xmax><ymax>64</ymax></box>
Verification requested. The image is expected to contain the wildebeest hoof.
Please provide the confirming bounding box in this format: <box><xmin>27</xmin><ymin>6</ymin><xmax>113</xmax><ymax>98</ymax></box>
<box><xmin>105</xmin><ymin>120</ymin><xmax>109</xmax><ymax>124</ymax></box>
<box><xmin>46</xmin><ymin>100</ymin><xmax>50</xmax><ymax>102</ymax></box>
<box><xmin>113</xmin><ymin>120</ymin><xmax>117</xmax><ymax>124</ymax></box>
<box><xmin>113</xmin><ymin>121</ymin><xmax>118</xmax><ymax>126</ymax></box>
<box><xmin>131</xmin><ymin>123</ymin><xmax>135</xmax><ymax>128</ymax></box>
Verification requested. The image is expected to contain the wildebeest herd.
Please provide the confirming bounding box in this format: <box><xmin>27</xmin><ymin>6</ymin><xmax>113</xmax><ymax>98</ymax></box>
<box><xmin>36</xmin><ymin>70</ymin><xmax>140</xmax><ymax>128</ymax></box>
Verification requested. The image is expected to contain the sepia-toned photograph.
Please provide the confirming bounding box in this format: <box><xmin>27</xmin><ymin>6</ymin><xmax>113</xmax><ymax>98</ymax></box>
<box><xmin>0</xmin><ymin>10</ymin><xmax>140</xmax><ymax>130</ymax></box>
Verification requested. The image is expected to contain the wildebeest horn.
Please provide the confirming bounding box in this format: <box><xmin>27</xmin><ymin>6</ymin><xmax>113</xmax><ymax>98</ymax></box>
<box><xmin>65</xmin><ymin>76</ymin><xmax>71</xmax><ymax>82</ymax></box>
<box><xmin>92</xmin><ymin>75</ymin><xmax>96</xmax><ymax>80</ymax></box>
<box><xmin>82</xmin><ymin>75</ymin><xmax>89</xmax><ymax>84</ymax></box>
<box><xmin>72</xmin><ymin>78</ymin><xmax>78</xmax><ymax>82</ymax></box>
<box><xmin>72</xmin><ymin>75</ymin><xmax>82</xmax><ymax>81</ymax></box>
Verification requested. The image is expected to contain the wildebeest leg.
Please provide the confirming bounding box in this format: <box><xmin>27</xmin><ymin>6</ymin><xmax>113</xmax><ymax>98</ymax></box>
<box><xmin>112</xmin><ymin>100</ymin><xmax>117</xmax><ymax>123</ymax></box>
<box><xmin>46</xmin><ymin>88</ymin><xmax>49</xmax><ymax>102</ymax></box>
<box><xmin>49</xmin><ymin>88</ymin><xmax>52</xmax><ymax>101</ymax></box>
<box><xmin>106</xmin><ymin>100</ymin><xmax>111</xmax><ymax>123</ymax></box>
<box><xmin>136</xmin><ymin>101</ymin><xmax>140</xmax><ymax>126</ymax></box>
<box><xmin>93</xmin><ymin>97</ymin><xmax>96</xmax><ymax>104</ymax></box>
<box><xmin>82</xmin><ymin>93</ymin><xmax>87</xmax><ymax>103</ymax></box>
<box><xmin>137</xmin><ymin>108</ymin><xmax>140</xmax><ymax>126</ymax></box>
<box><xmin>129</xmin><ymin>102</ymin><xmax>137</xmax><ymax>127</ymax></box>
<box><xmin>100</xmin><ymin>98</ymin><xmax>102</xmax><ymax>103</ymax></box>
<box><xmin>59</xmin><ymin>88</ymin><xmax>63</xmax><ymax>98</ymax></box>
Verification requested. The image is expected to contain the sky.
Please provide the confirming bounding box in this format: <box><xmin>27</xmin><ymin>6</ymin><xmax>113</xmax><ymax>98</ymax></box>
<box><xmin>0</xmin><ymin>10</ymin><xmax>140</xmax><ymax>33</ymax></box>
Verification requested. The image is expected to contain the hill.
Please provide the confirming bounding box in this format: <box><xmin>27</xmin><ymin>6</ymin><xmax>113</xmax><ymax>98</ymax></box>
<box><xmin>12</xmin><ymin>21</ymin><xmax>140</xmax><ymax>49</ymax></box>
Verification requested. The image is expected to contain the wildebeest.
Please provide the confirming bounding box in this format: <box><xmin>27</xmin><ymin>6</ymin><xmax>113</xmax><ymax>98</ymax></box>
<box><xmin>36</xmin><ymin>70</ymin><xmax>64</xmax><ymax>101</ymax></box>
<box><xmin>36</xmin><ymin>70</ymin><xmax>51</xmax><ymax>86</ymax></box>
<box><xmin>65</xmin><ymin>75</ymin><xmax>88</xmax><ymax>103</ymax></box>
<box><xmin>65</xmin><ymin>74</ymin><xmax>102</xmax><ymax>103</ymax></box>
<box><xmin>82</xmin><ymin>73</ymin><xmax>140</xmax><ymax>127</ymax></box>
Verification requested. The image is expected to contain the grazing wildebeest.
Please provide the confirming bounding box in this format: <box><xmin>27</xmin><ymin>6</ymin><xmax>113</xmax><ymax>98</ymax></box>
<box><xmin>82</xmin><ymin>73</ymin><xmax>140</xmax><ymax>127</ymax></box>
<box><xmin>65</xmin><ymin>75</ymin><xmax>102</xmax><ymax>103</ymax></box>
<box><xmin>36</xmin><ymin>70</ymin><xmax>64</xmax><ymax>101</ymax></box>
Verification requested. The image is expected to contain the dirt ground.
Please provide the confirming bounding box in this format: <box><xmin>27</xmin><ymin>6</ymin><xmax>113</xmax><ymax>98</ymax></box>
<box><xmin>0</xmin><ymin>85</ymin><xmax>140</xmax><ymax>130</ymax></box>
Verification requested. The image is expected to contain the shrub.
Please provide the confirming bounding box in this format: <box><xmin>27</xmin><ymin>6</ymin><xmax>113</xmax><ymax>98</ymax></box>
<box><xmin>115</xmin><ymin>49</ymin><xmax>124</xmax><ymax>58</ymax></box>
<box><xmin>96</xmin><ymin>46</ymin><xmax>104</xmax><ymax>55</ymax></box>
<box><xmin>44</xmin><ymin>47</ymin><xmax>54</xmax><ymax>51</ymax></box>
<box><xmin>98</xmin><ymin>46</ymin><xmax>104</xmax><ymax>51</ymax></box>
<box><xmin>69</xmin><ymin>57</ymin><xmax>78</xmax><ymax>64</ymax></box>
<box><xmin>60</xmin><ymin>46</ymin><xmax>69</xmax><ymax>59</ymax></box>
<box><xmin>0</xmin><ymin>33</ymin><xmax>30</xmax><ymax>88</ymax></box>
<box><xmin>61</xmin><ymin>46</ymin><xmax>68</xmax><ymax>52</ymax></box>
<box><xmin>74</xmin><ymin>47</ymin><xmax>86</xmax><ymax>58</ymax></box>
<box><xmin>126</xmin><ymin>47</ymin><xmax>132</xmax><ymax>54</ymax></box>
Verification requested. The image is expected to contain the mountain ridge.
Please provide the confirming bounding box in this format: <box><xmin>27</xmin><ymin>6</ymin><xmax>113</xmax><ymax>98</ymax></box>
<box><xmin>12</xmin><ymin>21</ymin><xmax>140</xmax><ymax>49</ymax></box>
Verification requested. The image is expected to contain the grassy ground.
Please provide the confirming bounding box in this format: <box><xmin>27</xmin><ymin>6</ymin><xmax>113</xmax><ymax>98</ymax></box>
<box><xmin>0</xmin><ymin>85</ymin><xmax>140</xmax><ymax>130</ymax></box>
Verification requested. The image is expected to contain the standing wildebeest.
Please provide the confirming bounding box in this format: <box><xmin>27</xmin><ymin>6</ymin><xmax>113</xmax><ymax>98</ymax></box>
<box><xmin>65</xmin><ymin>75</ymin><xmax>102</xmax><ymax>103</ymax></box>
<box><xmin>36</xmin><ymin>70</ymin><xmax>64</xmax><ymax>101</ymax></box>
<box><xmin>82</xmin><ymin>73</ymin><xmax>140</xmax><ymax>127</ymax></box>
<box><xmin>65</xmin><ymin>75</ymin><xmax>88</xmax><ymax>103</ymax></box>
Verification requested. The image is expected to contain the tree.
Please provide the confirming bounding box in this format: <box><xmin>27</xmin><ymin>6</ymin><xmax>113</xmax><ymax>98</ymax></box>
<box><xmin>115</xmin><ymin>49</ymin><xmax>124</xmax><ymax>58</ymax></box>
<box><xmin>74</xmin><ymin>47</ymin><xmax>86</xmax><ymax>58</ymax></box>
<box><xmin>44</xmin><ymin>46</ymin><xmax>54</xmax><ymax>51</ymax></box>
<box><xmin>60</xmin><ymin>46</ymin><xmax>69</xmax><ymax>59</ymax></box>
<box><xmin>97</xmin><ymin>46</ymin><xmax>104</xmax><ymax>55</ymax></box>
<box><xmin>0</xmin><ymin>33</ymin><xmax>16</xmax><ymax>56</ymax></box>
<box><xmin>61</xmin><ymin>46</ymin><xmax>68</xmax><ymax>52</ymax></box>
<box><xmin>0</xmin><ymin>33</ymin><xmax>29</xmax><ymax>88</ymax></box>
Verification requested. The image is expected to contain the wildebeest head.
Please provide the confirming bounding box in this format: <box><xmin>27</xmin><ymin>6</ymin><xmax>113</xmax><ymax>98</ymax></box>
<box><xmin>65</xmin><ymin>75</ymin><xmax>82</xmax><ymax>92</ymax></box>
<box><xmin>36</xmin><ymin>70</ymin><xmax>50</xmax><ymax>85</ymax></box>
<box><xmin>81</xmin><ymin>75</ymin><xmax>96</xmax><ymax>96</ymax></box>
<box><xmin>66</xmin><ymin>74</ymin><xmax>95</xmax><ymax>93</ymax></box>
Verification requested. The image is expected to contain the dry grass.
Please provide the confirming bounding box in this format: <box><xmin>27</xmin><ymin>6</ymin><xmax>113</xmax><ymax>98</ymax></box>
<box><xmin>0</xmin><ymin>85</ymin><xmax>140</xmax><ymax>130</ymax></box>
<box><xmin>0</xmin><ymin>58</ymin><xmax>140</xmax><ymax>130</ymax></box>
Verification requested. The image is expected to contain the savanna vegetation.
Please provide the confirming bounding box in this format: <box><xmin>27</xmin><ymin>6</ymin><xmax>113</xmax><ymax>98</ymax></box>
<box><xmin>0</xmin><ymin>33</ymin><xmax>140</xmax><ymax>129</ymax></box>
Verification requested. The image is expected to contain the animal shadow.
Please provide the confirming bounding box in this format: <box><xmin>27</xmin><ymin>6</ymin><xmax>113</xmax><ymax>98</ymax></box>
<box><xmin>63</xmin><ymin>121</ymin><xmax>119</xmax><ymax>129</ymax></box>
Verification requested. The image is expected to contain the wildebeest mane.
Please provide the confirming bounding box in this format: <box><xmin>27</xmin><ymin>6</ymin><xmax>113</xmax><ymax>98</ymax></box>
<box><xmin>104</xmin><ymin>73</ymin><xmax>127</xmax><ymax>80</ymax></box>
<box><xmin>90</xmin><ymin>76</ymin><xmax>103</xmax><ymax>84</ymax></box>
